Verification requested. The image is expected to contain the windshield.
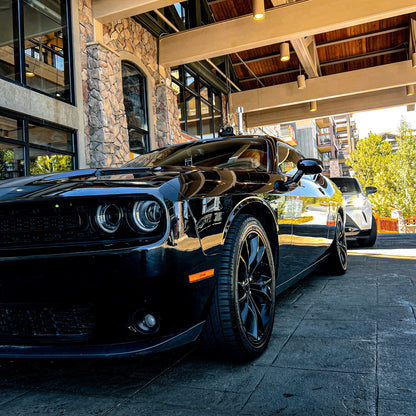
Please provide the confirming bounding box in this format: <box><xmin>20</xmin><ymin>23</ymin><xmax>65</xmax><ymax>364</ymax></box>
<box><xmin>331</xmin><ymin>177</ymin><xmax>361</xmax><ymax>194</ymax></box>
<box><xmin>124</xmin><ymin>138</ymin><xmax>269</xmax><ymax>171</ymax></box>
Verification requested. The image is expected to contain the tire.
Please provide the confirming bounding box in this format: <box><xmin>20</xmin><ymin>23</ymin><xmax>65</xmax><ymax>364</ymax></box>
<box><xmin>357</xmin><ymin>215</ymin><xmax>377</xmax><ymax>247</ymax></box>
<box><xmin>326</xmin><ymin>212</ymin><xmax>347</xmax><ymax>275</ymax></box>
<box><xmin>200</xmin><ymin>215</ymin><xmax>276</xmax><ymax>361</ymax></box>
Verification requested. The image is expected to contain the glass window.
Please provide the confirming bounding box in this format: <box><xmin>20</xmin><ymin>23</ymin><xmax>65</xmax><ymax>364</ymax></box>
<box><xmin>185</xmin><ymin>71</ymin><xmax>196</xmax><ymax>90</ymax></box>
<box><xmin>0</xmin><ymin>0</ymin><xmax>72</xmax><ymax>102</ymax></box>
<box><xmin>0</xmin><ymin>1</ymin><xmax>18</xmax><ymax>82</ymax></box>
<box><xmin>171</xmin><ymin>69</ymin><xmax>180</xmax><ymax>80</ymax></box>
<box><xmin>171</xmin><ymin>65</ymin><xmax>223</xmax><ymax>140</ymax></box>
<box><xmin>278</xmin><ymin>145</ymin><xmax>302</xmax><ymax>174</ymax></box>
<box><xmin>122</xmin><ymin>62</ymin><xmax>149</xmax><ymax>155</ymax></box>
<box><xmin>0</xmin><ymin>115</ymin><xmax>22</xmax><ymax>141</ymax></box>
<box><xmin>0</xmin><ymin>142</ymin><xmax>25</xmax><ymax>180</ymax></box>
<box><xmin>186</xmin><ymin>94</ymin><xmax>199</xmax><ymax>137</ymax></box>
<box><xmin>28</xmin><ymin>123</ymin><xmax>72</xmax><ymax>151</ymax></box>
<box><xmin>125</xmin><ymin>137</ymin><xmax>268</xmax><ymax>170</ymax></box>
<box><xmin>0</xmin><ymin>112</ymin><xmax>76</xmax><ymax>181</ymax></box>
<box><xmin>29</xmin><ymin>149</ymin><xmax>73</xmax><ymax>175</ymax></box>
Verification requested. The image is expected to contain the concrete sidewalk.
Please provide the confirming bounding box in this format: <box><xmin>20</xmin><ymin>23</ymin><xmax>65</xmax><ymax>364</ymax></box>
<box><xmin>0</xmin><ymin>234</ymin><xmax>415</xmax><ymax>416</ymax></box>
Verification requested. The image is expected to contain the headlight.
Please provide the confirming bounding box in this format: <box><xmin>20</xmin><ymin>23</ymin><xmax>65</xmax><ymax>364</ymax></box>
<box><xmin>351</xmin><ymin>196</ymin><xmax>365</xmax><ymax>208</ymax></box>
<box><xmin>96</xmin><ymin>204</ymin><xmax>122</xmax><ymax>233</ymax></box>
<box><xmin>132</xmin><ymin>200</ymin><xmax>162</xmax><ymax>232</ymax></box>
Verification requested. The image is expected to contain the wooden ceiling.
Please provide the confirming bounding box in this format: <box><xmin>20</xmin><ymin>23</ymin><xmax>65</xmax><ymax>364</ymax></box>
<box><xmin>93</xmin><ymin>0</ymin><xmax>416</xmax><ymax>125</ymax></box>
<box><xmin>208</xmin><ymin>0</ymin><xmax>410</xmax><ymax>91</ymax></box>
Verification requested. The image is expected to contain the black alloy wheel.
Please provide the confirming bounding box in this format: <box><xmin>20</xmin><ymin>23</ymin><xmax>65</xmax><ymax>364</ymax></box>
<box><xmin>201</xmin><ymin>215</ymin><xmax>276</xmax><ymax>360</ymax></box>
<box><xmin>329</xmin><ymin>212</ymin><xmax>348</xmax><ymax>274</ymax></box>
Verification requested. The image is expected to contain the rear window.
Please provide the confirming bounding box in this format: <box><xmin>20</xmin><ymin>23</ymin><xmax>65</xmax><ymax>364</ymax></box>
<box><xmin>124</xmin><ymin>138</ymin><xmax>269</xmax><ymax>171</ymax></box>
<box><xmin>331</xmin><ymin>177</ymin><xmax>361</xmax><ymax>193</ymax></box>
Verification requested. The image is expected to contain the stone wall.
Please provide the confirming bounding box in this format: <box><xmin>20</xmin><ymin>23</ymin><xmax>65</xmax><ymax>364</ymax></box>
<box><xmin>85</xmin><ymin>43</ymin><xmax>129</xmax><ymax>167</ymax></box>
<box><xmin>78</xmin><ymin>0</ymin><xmax>181</xmax><ymax>168</ymax></box>
<box><xmin>79</xmin><ymin>0</ymin><xmax>94</xmax><ymax>167</ymax></box>
<box><xmin>102</xmin><ymin>19</ymin><xmax>181</xmax><ymax>150</ymax></box>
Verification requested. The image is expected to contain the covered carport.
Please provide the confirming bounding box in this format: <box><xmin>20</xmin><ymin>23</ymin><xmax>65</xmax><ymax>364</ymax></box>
<box><xmin>152</xmin><ymin>0</ymin><xmax>416</xmax><ymax>125</ymax></box>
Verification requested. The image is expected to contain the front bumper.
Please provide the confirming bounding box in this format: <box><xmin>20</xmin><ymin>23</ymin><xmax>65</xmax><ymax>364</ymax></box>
<box><xmin>345</xmin><ymin>212</ymin><xmax>371</xmax><ymax>237</ymax></box>
<box><xmin>0</xmin><ymin>322</ymin><xmax>205</xmax><ymax>359</ymax></box>
<box><xmin>0</xmin><ymin>244</ymin><xmax>216</xmax><ymax>358</ymax></box>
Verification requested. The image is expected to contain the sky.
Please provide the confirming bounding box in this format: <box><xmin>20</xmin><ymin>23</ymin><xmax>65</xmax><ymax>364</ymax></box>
<box><xmin>353</xmin><ymin>105</ymin><xmax>416</xmax><ymax>139</ymax></box>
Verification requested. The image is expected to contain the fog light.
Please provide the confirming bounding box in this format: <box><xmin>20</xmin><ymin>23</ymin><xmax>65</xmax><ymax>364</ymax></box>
<box><xmin>128</xmin><ymin>310</ymin><xmax>160</xmax><ymax>335</ymax></box>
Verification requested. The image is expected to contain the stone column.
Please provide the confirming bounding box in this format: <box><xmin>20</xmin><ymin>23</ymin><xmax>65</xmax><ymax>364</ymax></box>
<box><xmin>85</xmin><ymin>42</ymin><xmax>130</xmax><ymax>167</ymax></box>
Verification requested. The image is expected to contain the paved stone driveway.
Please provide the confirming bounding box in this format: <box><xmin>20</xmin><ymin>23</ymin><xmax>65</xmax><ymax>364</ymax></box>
<box><xmin>1</xmin><ymin>234</ymin><xmax>415</xmax><ymax>416</ymax></box>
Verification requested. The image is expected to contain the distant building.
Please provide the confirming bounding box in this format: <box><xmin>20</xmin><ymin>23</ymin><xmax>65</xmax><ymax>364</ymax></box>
<box><xmin>272</xmin><ymin>114</ymin><xmax>358</xmax><ymax>177</ymax></box>
<box><xmin>381</xmin><ymin>132</ymin><xmax>399</xmax><ymax>153</ymax></box>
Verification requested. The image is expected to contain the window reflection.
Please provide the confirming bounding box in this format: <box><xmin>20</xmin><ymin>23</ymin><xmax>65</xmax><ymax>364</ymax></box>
<box><xmin>28</xmin><ymin>123</ymin><xmax>72</xmax><ymax>151</ymax></box>
<box><xmin>0</xmin><ymin>113</ymin><xmax>75</xmax><ymax>180</ymax></box>
<box><xmin>122</xmin><ymin>62</ymin><xmax>149</xmax><ymax>155</ymax></box>
<box><xmin>0</xmin><ymin>0</ymin><xmax>72</xmax><ymax>101</ymax></box>
<box><xmin>30</xmin><ymin>149</ymin><xmax>72</xmax><ymax>175</ymax></box>
<box><xmin>0</xmin><ymin>143</ymin><xmax>24</xmax><ymax>180</ymax></box>
<box><xmin>0</xmin><ymin>1</ymin><xmax>17</xmax><ymax>82</ymax></box>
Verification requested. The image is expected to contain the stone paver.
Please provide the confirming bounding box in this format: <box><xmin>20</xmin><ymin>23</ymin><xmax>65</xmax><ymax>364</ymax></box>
<box><xmin>1</xmin><ymin>234</ymin><xmax>416</xmax><ymax>415</ymax></box>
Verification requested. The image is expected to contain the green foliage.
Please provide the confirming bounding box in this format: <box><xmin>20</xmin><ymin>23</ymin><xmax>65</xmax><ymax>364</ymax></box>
<box><xmin>30</xmin><ymin>154</ymin><xmax>72</xmax><ymax>175</ymax></box>
<box><xmin>0</xmin><ymin>149</ymin><xmax>14</xmax><ymax>179</ymax></box>
<box><xmin>347</xmin><ymin>120</ymin><xmax>416</xmax><ymax>217</ymax></box>
<box><xmin>393</xmin><ymin>120</ymin><xmax>416</xmax><ymax>217</ymax></box>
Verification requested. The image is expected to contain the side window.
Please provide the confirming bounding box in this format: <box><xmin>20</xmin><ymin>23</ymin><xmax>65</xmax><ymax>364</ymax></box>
<box><xmin>122</xmin><ymin>62</ymin><xmax>149</xmax><ymax>156</ymax></box>
<box><xmin>277</xmin><ymin>145</ymin><xmax>302</xmax><ymax>174</ymax></box>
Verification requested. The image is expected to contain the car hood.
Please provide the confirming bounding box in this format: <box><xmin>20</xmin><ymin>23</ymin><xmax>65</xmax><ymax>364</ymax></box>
<box><xmin>0</xmin><ymin>166</ymin><xmax>275</xmax><ymax>202</ymax></box>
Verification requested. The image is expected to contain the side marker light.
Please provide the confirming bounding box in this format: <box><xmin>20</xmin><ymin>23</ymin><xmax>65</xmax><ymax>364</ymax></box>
<box><xmin>189</xmin><ymin>269</ymin><xmax>215</xmax><ymax>283</ymax></box>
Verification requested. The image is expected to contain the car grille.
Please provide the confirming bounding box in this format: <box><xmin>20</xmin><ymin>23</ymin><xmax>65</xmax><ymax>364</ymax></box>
<box><xmin>0</xmin><ymin>304</ymin><xmax>95</xmax><ymax>343</ymax></box>
<box><xmin>0</xmin><ymin>202</ymin><xmax>91</xmax><ymax>247</ymax></box>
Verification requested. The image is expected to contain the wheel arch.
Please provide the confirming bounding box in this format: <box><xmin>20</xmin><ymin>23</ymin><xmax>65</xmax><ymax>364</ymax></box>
<box><xmin>224</xmin><ymin>197</ymin><xmax>279</xmax><ymax>271</ymax></box>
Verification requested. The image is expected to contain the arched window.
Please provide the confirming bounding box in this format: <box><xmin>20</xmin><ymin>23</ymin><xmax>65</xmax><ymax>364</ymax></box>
<box><xmin>121</xmin><ymin>62</ymin><xmax>149</xmax><ymax>155</ymax></box>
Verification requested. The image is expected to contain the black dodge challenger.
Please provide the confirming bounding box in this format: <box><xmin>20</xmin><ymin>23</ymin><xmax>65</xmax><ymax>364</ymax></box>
<box><xmin>0</xmin><ymin>135</ymin><xmax>346</xmax><ymax>360</ymax></box>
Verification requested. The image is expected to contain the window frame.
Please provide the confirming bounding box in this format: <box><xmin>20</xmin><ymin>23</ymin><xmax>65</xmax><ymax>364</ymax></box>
<box><xmin>0</xmin><ymin>0</ymin><xmax>75</xmax><ymax>105</ymax></box>
<box><xmin>121</xmin><ymin>61</ymin><xmax>150</xmax><ymax>155</ymax></box>
<box><xmin>0</xmin><ymin>108</ymin><xmax>77</xmax><ymax>179</ymax></box>
<box><xmin>172</xmin><ymin>65</ymin><xmax>223</xmax><ymax>141</ymax></box>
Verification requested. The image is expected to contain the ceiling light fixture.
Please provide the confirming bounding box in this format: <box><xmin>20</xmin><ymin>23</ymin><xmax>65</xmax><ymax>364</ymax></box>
<box><xmin>297</xmin><ymin>74</ymin><xmax>306</xmax><ymax>89</ymax></box>
<box><xmin>25</xmin><ymin>63</ymin><xmax>35</xmax><ymax>78</ymax></box>
<box><xmin>412</xmin><ymin>52</ymin><xmax>416</xmax><ymax>69</ymax></box>
<box><xmin>280</xmin><ymin>42</ymin><xmax>290</xmax><ymax>62</ymax></box>
<box><xmin>309</xmin><ymin>101</ymin><xmax>317</xmax><ymax>112</ymax></box>
<box><xmin>252</xmin><ymin>0</ymin><xmax>265</xmax><ymax>21</ymax></box>
<box><xmin>406</xmin><ymin>84</ymin><xmax>415</xmax><ymax>96</ymax></box>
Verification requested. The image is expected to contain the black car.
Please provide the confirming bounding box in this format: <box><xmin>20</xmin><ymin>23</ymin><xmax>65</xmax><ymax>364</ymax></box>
<box><xmin>0</xmin><ymin>135</ymin><xmax>346</xmax><ymax>360</ymax></box>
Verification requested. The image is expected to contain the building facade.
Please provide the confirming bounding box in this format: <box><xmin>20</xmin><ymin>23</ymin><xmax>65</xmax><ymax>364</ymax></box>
<box><xmin>0</xmin><ymin>0</ymin><xmax>231</xmax><ymax>181</ymax></box>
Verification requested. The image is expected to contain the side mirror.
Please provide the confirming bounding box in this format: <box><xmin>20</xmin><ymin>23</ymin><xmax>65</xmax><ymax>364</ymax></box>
<box><xmin>297</xmin><ymin>158</ymin><xmax>324</xmax><ymax>175</ymax></box>
<box><xmin>365</xmin><ymin>186</ymin><xmax>377</xmax><ymax>195</ymax></box>
<box><xmin>275</xmin><ymin>158</ymin><xmax>323</xmax><ymax>192</ymax></box>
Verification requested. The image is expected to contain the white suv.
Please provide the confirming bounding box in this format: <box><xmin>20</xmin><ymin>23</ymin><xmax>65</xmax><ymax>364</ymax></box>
<box><xmin>330</xmin><ymin>177</ymin><xmax>377</xmax><ymax>247</ymax></box>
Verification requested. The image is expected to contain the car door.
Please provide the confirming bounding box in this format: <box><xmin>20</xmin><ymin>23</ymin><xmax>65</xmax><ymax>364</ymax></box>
<box><xmin>275</xmin><ymin>144</ymin><xmax>331</xmax><ymax>284</ymax></box>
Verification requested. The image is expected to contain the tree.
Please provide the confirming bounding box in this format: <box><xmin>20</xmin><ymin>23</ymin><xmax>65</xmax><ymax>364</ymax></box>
<box><xmin>30</xmin><ymin>155</ymin><xmax>72</xmax><ymax>175</ymax></box>
<box><xmin>347</xmin><ymin>120</ymin><xmax>416</xmax><ymax>217</ymax></box>
<box><xmin>0</xmin><ymin>149</ymin><xmax>14</xmax><ymax>179</ymax></box>
<box><xmin>347</xmin><ymin>132</ymin><xmax>396</xmax><ymax>216</ymax></box>
<box><xmin>393</xmin><ymin>120</ymin><xmax>416</xmax><ymax>217</ymax></box>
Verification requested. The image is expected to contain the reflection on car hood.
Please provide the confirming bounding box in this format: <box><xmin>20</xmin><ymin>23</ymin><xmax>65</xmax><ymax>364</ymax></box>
<box><xmin>0</xmin><ymin>166</ymin><xmax>275</xmax><ymax>202</ymax></box>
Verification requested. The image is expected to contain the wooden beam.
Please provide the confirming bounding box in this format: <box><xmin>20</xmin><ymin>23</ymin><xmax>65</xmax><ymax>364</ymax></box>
<box><xmin>93</xmin><ymin>0</ymin><xmax>179</xmax><ymax>23</ymax></box>
<box><xmin>231</xmin><ymin>26</ymin><xmax>407</xmax><ymax>67</ymax></box>
<box><xmin>160</xmin><ymin>0</ymin><xmax>416</xmax><ymax>66</ymax></box>
<box><xmin>291</xmin><ymin>36</ymin><xmax>321</xmax><ymax>78</ymax></box>
<box><xmin>231</xmin><ymin>60</ymin><xmax>416</xmax><ymax>113</ymax></box>
<box><xmin>239</xmin><ymin>47</ymin><xmax>407</xmax><ymax>83</ymax></box>
<box><xmin>245</xmin><ymin>87</ymin><xmax>416</xmax><ymax>127</ymax></box>
<box><xmin>410</xmin><ymin>15</ymin><xmax>416</xmax><ymax>54</ymax></box>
